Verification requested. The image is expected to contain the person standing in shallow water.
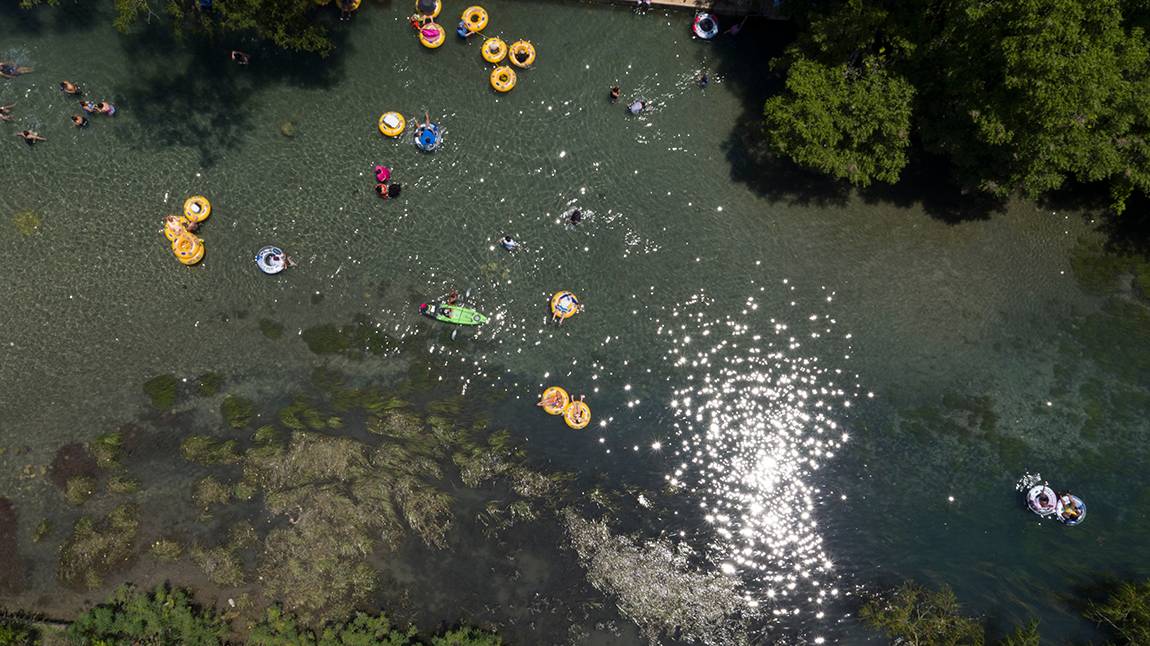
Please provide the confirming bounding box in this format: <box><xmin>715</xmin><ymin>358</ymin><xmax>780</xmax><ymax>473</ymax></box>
<box><xmin>609</xmin><ymin>86</ymin><xmax>620</xmax><ymax>102</ymax></box>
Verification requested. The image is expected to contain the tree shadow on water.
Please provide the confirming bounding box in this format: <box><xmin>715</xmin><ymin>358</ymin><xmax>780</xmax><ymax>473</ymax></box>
<box><xmin>111</xmin><ymin>19</ymin><xmax>351</xmax><ymax>168</ymax></box>
<box><xmin>0</xmin><ymin>0</ymin><xmax>108</xmax><ymax>38</ymax></box>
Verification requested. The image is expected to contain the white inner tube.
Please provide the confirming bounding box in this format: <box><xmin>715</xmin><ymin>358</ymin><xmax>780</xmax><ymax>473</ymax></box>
<box><xmin>1026</xmin><ymin>485</ymin><xmax>1057</xmax><ymax>516</ymax></box>
<box><xmin>256</xmin><ymin>246</ymin><xmax>286</xmax><ymax>275</ymax></box>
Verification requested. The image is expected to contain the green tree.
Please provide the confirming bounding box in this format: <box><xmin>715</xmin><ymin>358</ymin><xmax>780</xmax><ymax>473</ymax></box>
<box><xmin>1084</xmin><ymin>579</ymin><xmax>1150</xmax><ymax>645</ymax></box>
<box><xmin>921</xmin><ymin>0</ymin><xmax>1150</xmax><ymax>212</ymax></box>
<box><xmin>763</xmin><ymin>56</ymin><xmax>915</xmax><ymax>187</ymax></box>
<box><xmin>998</xmin><ymin>620</ymin><xmax>1040</xmax><ymax>646</ymax></box>
<box><xmin>430</xmin><ymin>627</ymin><xmax>503</xmax><ymax>646</ymax></box>
<box><xmin>67</xmin><ymin>584</ymin><xmax>226</xmax><ymax>645</ymax></box>
<box><xmin>860</xmin><ymin>582</ymin><xmax>985</xmax><ymax>645</ymax></box>
<box><xmin>0</xmin><ymin>615</ymin><xmax>38</xmax><ymax>645</ymax></box>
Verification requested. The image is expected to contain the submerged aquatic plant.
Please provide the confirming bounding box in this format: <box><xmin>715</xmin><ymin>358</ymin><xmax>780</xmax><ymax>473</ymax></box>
<box><xmin>197</xmin><ymin>372</ymin><xmax>224</xmax><ymax>397</ymax></box>
<box><xmin>64</xmin><ymin>476</ymin><xmax>96</xmax><ymax>506</ymax></box>
<box><xmin>32</xmin><ymin>519</ymin><xmax>51</xmax><ymax>543</ymax></box>
<box><xmin>564</xmin><ymin>509</ymin><xmax>754</xmax><ymax>645</ymax></box>
<box><xmin>106</xmin><ymin>474</ymin><xmax>141</xmax><ymax>494</ymax></box>
<box><xmin>191</xmin><ymin>544</ymin><xmax>245</xmax><ymax>587</ymax></box>
<box><xmin>58</xmin><ymin>504</ymin><xmax>139</xmax><ymax>589</ymax></box>
<box><xmin>142</xmin><ymin>374</ymin><xmax>178</xmax><ymax>410</ymax></box>
<box><xmin>222</xmin><ymin>395</ymin><xmax>256</xmax><ymax>429</ymax></box>
<box><xmin>12</xmin><ymin>210</ymin><xmax>41</xmax><ymax>236</ymax></box>
<box><xmin>150</xmin><ymin>538</ymin><xmax>183</xmax><ymax>561</ymax></box>
<box><xmin>259</xmin><ymin>319</ymin><xmax>285</xmax><ymax>339</ymax></box>
<box><xmin>89</xmin><ymin>431</ymin><xmax>123</xmax><ymax>469</ymax></box>
<box><xmin>193</xmin><ymin>476</ymin><xmax>232</xmax><ymax>513</ymax></box>
<box><xmin>181</xmin><ymin>435</ymin><xmax>241</xmax><ymax>465</ymax></box>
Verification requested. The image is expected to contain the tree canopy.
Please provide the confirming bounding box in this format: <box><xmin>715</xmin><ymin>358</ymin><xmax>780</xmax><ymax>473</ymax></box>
<box><xmin>771</xmin><ymin>0</ymin><xmax>1150</xmax><ymax>211</ymax></box>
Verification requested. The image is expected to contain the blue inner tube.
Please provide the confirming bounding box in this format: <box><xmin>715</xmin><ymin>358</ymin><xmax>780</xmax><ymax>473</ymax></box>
<box><xmin>256</xmin><ymin>246</ymin><xmax>286</xmax><ymax>275</ymax></box>
<box><xmin>1056</xmin><ymin>495</ymin><xmax>1086</xmax><ymax>526</ymax></box>
<box><xmin>415</xmin><ymin>124</ymin><xmax>441</xmax><ymax>151</ymax></box>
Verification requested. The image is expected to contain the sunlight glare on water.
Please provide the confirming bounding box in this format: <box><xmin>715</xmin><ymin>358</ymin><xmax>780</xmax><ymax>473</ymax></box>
<box><xmin>659</xmin><ymin>281</ymin><xmax>863</xmax><ymax>622</ymax></box>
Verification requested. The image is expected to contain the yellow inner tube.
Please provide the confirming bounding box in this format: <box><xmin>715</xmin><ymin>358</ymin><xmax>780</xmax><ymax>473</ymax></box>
<box><xmin>415</xmin><ymin>0</ymin><xmax>441</xmax><ymax>18</ymax></box>
<box><xmin>482</xmin><ymin>37</ymin><xmax>507</xmax><ymax>64</ymax></box>
<box><xmin>378</xmin><ymin>112</ymin><xmax>406</xmax><ymax>137</ymax></box>
<box><xmin>461</xmin><ymin>6</ymin><xmax>488</xmax><ymax>32</ymax></box>
<box><xmin>184</xmin><ymin>196</ymin><xmax>211</xmax><ymax>223</ymax></box>
<box><xmin>539</xmin><ymin>386</ymin><xmax>570</xmax><ymax>415</ymax></box>
<box><xmin>509</xmin><ymin>40</ymin><xmax>536</xmax><ymax>68</ymax></box>
<box><xmin>163</xmin><ymin>215</ymin><xmax>191</xmax><ymax>242</ymax></box>
<box><xmin>551</xmin><ymin>291</ymin><xmax>580</xmax><ymax>319</ymax></box>
<box><xmin>564</xmin><ymin>400</ymin><xmax>591</xmax><ymax>430</ymax></box>
<box><xmin>490</xmin><ymin>66</ymin><xmax>516</xmax><ymax>93</ymax></box>
<box><xmin>420</xmin><ymin>23</ymin><xmax>446</xmax><ymax>48</ymax></box>
<box><xmin>171</xmin><ymin>232</ymin><xmax>204</xmax><ymax>266</ymax></box>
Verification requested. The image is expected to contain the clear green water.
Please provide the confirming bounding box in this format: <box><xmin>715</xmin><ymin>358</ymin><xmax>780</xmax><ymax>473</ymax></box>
<box><xmin>2</xmin><ymin>1</ymin><xmax>1150</xmax><ymax>643</ymax></box>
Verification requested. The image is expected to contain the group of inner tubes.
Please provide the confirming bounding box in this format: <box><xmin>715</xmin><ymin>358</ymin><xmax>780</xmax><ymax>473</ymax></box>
<box><xmin>378</xmin><ymin>109</ymin><xmax>443</xmax><ymax>153</ymax></box>
<box><xmin>161</xmin><ymin>196</ymin><xmax>295</xmax><ymax>274</ymax></box>
<box><xmin>537</xmin><ymin>386</ymin><xmax>592</xmax><ymax>430</ymax></box>
<box><xmin>162</xmin><ymin>196</ymin><xmax>212</xmax><ymax>266</ymax></box>
<box><xmin>405</xmin><ymin>1</ymin><xmax>536</xmax><ymax>93</ymax></box>
<box><xmin>1025</xmin><ymin>484</ymin><xmax>1086</xmax><ymax>526</ymax></box>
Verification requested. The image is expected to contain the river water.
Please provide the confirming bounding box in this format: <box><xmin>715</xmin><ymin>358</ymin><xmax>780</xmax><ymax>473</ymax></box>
<box><xmin>2</xmin><ymin>1</ymin><xmax>1149</xmax><ymax>643</ymax></box>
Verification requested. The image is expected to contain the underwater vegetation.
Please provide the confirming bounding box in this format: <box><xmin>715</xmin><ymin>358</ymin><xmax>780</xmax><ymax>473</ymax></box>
<box><xmin>197</xmin><ymin>372</ymin><xmax>224</xmax><ymax>397</ymax></box>
<box><xmin>564</xmin><ymin>509</ymin><xmax>753</xmax><ymax>645</ymax></box>
<box><xmin>222</xmin><ymin>395</ymin><xmax>256</xmax><ymax>429</ymax></box>
<box><xmin>11</xmin><ymin>209</ymin><xmax>41</xmax><ymax>236</ymax></box>
<box><xmin>142</xmin><ymin>374</ymin><xmax>179</xmax><ymax>410</ymax></box>
<box><xmin>58</xmin><ymin>504</ymin><xmax>139</xmax><ymax>589</ymax></box>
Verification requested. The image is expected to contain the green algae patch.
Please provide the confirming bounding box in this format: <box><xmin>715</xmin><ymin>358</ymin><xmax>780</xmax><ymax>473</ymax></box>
<box><xmin>89</xmin><ymin>431</ymin><xmax>123</xmax><ymax>469</ymax></box>
<box><xmin>181</xmin><ymin>435</ymin><xmax>241</xmax><ymax>465</ymax></box>
<box><xmin>12</xmin><ymin>210</ymin><xmax>41</xmax><ymax>236</ymax></box>
<box><xmin>150</xmin><ymin>538</ymin><xmax>183</xmax><ymax>561</ymax></box>
<box><xmin>222</xmin><ymin>395</ymin><xmax>255</xmax><ymax>429</ymax></box>
<box><xmin>197</xmin><ymin>372</ymin><xmax>224</xmax><ymax>397</ymax></box>
<box><xmin>65</xmin><ymin>476</ymin><xmax>97</xmax><ymax>506</ymax></box>
<box><xmin>58</xmin><ymin>504</ymin><xmax>139</xmax><ymax>589</ymax></box>
<box><xmin>367</xmin><ymin>411</ymin><xmax>424</xmax><ymax>439</ymax></box>
<box><xmin>143</xmin><ymin>374</ymin><xmax>178</xmax><ymax>410</ymax></box>
<box><xmin>300</xmin><ymin>316</ymin><xmax>396</xmax><ymax>358</ymax></box>
<box><xmin>32</xmin><ymin>519</ymin><xmax>51</xmax><ymax>543</ymax></box>
<box><xmin>258</xmin><ymin>318</ymin><xmax>285</xmax><ymax>340</ymax></box>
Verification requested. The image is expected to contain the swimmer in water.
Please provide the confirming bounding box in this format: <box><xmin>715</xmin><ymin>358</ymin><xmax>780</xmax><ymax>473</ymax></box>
<box><xmin>568</xmin><ymin>209</ymin><xmax>583</xmax><ymax>225</ymax></box>
<box><xmin>71</xmin><ymin>114</ymin><xmax>88</xmax><ymax>128</ymax></box>
<box><xmin>501</xmin><ymin>235</ymin><xmax>520</xmax><ymax>251</ymax></box>
<box><xmin>627</xmin><ymin>99</ymin><xmax>647</xmax><ymax>115</ymax></box>
<box><xmin>80</xmin><ymin>101</ymin><xmax>98</xmax><ymax>114</ymax></box>
<box><xmin>230</xmin><ymin>50</ymin><xmax>251</xmax><ymax>65</ymax></box>
<box><xmin>375</xmin><ymin>183</ymin><xmax>390</xmax><ymax>199</ymax></box>
<box><xmin>15</xmin><ymin>130</ymin><xmax>46</xmax><ymax>144</ymax></box>
<box><xmin>60</xmin><ymin>80</ymin><xmax>82</xmax><ymax>95</ymax></box>
<box><xmin>609</xmin><ymin>86</ymin><xmax>620</xmax><ymax>102</ymax></box>
<box><xmin>95</xmin><ymin>102</ymin><xmax>117</xmax><ymax>116</ymax></box>
<box><xmin>514</xmin><ymin>50</ymin><xmax>529</xmax><ymax>64</ymax></box>
<box><xmin>697</xmin><ymin>72</ymin><xmax>709</xmax><ymax>88</ymax></box>
<box><xmin>0</xmin><ymin>62</ymin><xmax>32</xmax><ymax>79</ymax></box>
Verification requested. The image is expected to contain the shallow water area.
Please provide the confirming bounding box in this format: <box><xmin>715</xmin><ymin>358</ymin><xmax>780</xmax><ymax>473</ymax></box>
<box><xmin>2</xmin><ymin>1</ymin><xmax>1150</xmax><ymax>643</ymax></box>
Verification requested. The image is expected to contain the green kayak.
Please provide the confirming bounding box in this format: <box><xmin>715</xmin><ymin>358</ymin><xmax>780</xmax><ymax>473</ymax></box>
<box><xmin>419</xmin><ymin>302</ymin><xmax>488</xmax><ymax>326</ymax></box>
